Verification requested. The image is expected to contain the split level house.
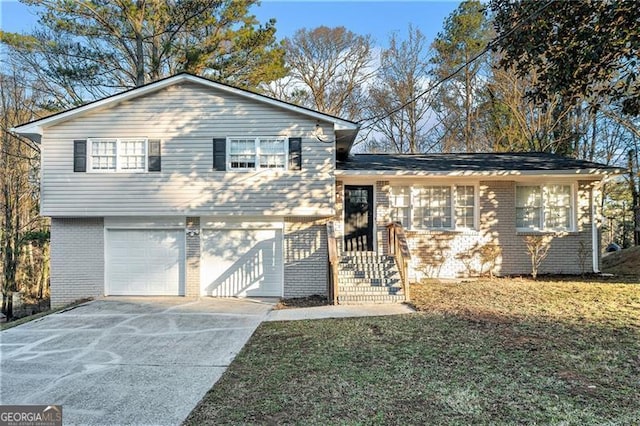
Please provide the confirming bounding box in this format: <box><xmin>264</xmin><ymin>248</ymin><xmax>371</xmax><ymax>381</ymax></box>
<box><xmin>14</xmin><ymin>73</ymin><xmax>620</xmax><ymax>307</ymax></box>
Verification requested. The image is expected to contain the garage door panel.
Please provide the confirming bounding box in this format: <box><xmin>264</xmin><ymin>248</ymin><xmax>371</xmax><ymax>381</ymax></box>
<box><xmin>107</xmin><ymin>230</ymin><xmax>184</xmax><ymax>296</ymax></box>
<box><xmin>201</xmin><ymin>229</ymin><xmax>283</xmax><ymax>297</ymax></box>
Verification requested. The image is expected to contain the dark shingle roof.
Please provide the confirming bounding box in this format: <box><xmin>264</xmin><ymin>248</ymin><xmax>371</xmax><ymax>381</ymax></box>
<box><xmin>336</xmin><ymin>152</ymin><xmax>620</xmax><ymax>173</ymax></box>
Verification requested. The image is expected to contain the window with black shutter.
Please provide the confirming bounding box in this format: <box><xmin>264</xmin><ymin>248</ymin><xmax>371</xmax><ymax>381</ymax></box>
<box><xmin>288</xmin><ymin>137</ymin><xmax>302</xmax><ymax>171</ymax></box>
<box><xmin>148</xmin><ymin>139</ymin><xmax>161</xmax><ymax>171</ymax></box>
<box><xmin>73</xmin><ymin>140</ymin><xmax>87</xmax><ymax>172</ymax></box>
<box><xmin>213</xmin><ymin>138</ymin><xmax>227</xmax><ymax>171</ymax></box>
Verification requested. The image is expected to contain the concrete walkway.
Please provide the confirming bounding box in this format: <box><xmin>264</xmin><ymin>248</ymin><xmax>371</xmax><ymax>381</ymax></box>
<box><xmin>267</xmin><ymin>303</ymin><xmax>415</xmax><ymax>321</ymax></box>
<box><xmin>0</xmin><ymin>297</ymin><xmax>274</xmax><ymax>426</ymax></box>
<box><xmin>1</xmin><ymin>297</ymin><xmax>414</xmax><ymax>425</ymax></box>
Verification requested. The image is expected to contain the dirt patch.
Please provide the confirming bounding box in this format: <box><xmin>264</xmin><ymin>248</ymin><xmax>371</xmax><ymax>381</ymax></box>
<box><xmin>602</xmin><ymin>246</ymin><xmax>640</xmax><ymax>276</ymax></box>
<box><xmin>2</xmin><ymin>296</ymin><xmax>50</xmax><ymax>321</ymax></box>
<box><xmin>274</xmin><ymin>295</ymin><xmax>328</xmax><ymax>310</ymax></box>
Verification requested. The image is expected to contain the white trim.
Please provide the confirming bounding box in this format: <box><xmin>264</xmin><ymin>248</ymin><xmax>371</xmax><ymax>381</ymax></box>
<box><xmin>372</xmin><ymin>183</ymin><xmax>377</xmax><ymax>252</ymax></box>
<box><xmin>592</xmin><ymin>185</ymin><xmax>601</xmax><ymax>273</ymax></box>
<box><xmin>87</xmin><ymin>137</ymin><xmax>148</xmax><ymax>173</ymax></box>
<box><xmin>515</xmin><ymin>183</ymin><xmax>576</xmax><ymax>233</ymax></box>
<box><xmin>226</xmin><ymin>136</ymin><xmax>288</xmax><ymax>171</ymax></box>
<box><xmin>388</xmin><ymin>183</ymin><xmax>479</xmax><ymax>232</ymax></box>
<box><xmin>454</xmin><ymin>184</ymin><xmax>479</xmax><ymax>231</ymax></box>
<box><xmin>12</xmin><ymin>74</ymin><xmax>359</xmax><ymax>137</ymax></box>
<box><xmin>336</xmin><ymin>169</ymin><xmax>620</xmax><ymax>178</ymax></box>
<box><xmin>104</xmin><ymin>216</ymin><xmax>186</xmax><ymax>228</ymax></box>
<box><xmin>200</xmin><ymin>219</ymin><xmax>284</xmax><ymax>230</ymax></box>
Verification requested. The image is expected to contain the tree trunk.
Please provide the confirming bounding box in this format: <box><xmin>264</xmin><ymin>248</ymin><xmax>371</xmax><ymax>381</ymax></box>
<box><xmin>136</xmin><ymin>31</ymin><xmax>145</xmax><ymax>86</ymax></box>
<box><xmin>629</xmin><ymin>150</ymin><xmax>640</xmax><ymax>246</ymax></box>
<box><xmin>6</xmin><ymin>292</ymin><xmax>13</xmax><ymax>321</ymax></box>
<box><xmin>37</xmin><ymin>242</ymin><xmax>50</xmax><ymax>299</ymax></box>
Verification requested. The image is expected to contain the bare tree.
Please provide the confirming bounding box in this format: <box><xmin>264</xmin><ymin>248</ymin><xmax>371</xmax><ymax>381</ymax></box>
<box><xmin>281</xmin><ymin>26</ymin><xmax>374</xmax><ymax>120</ymax></box>
<box><xmin>485</xmin><ymin>64</ymin><xmax>584</xmax><ymax>154</ymax></box>
<box><xmin>0</xmin><ymin>70</ymin><xmax>47</xmax><ymax>320</ymax></box>
<box><xmin>365</xmin><ymin>26</ymin><xmax>434</xmax><ymax>153</ymax></box>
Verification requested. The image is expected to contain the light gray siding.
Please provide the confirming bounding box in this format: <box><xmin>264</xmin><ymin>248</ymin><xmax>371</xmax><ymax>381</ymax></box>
<box><xmin>50</xmin><ymin>218</ymin><xmax>104</xmax><ymax>307</ymax></box>
<box><xmin>41</xmin><ymin>82</ymin><xmax>335</xmax><ymax>217</ymax></box>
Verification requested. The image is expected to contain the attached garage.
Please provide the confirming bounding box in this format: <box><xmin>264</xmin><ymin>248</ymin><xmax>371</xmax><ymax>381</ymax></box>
<box><xmin>200</xmin><ymin>227</ymin><xmax>283</xmax><ymax>297</ymax></box>
<box><xmin>106</xmin><ymin>229</ymin><xmax>185</xmax><ymax>296</ymax></box>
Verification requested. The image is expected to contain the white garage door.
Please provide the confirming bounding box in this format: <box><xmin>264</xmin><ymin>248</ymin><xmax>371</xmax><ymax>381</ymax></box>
<box><xmin>201</xmin><ymin>229</ymin><xmax>283</xmax><ymax>297</ymax></box>
<box><xmin>106</xmin><ymin>229</ymin><xmax>185</xmax><ymax>296</ymax></box>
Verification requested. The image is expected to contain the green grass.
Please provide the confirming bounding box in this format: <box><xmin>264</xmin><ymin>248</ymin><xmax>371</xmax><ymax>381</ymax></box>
<box><xmin>184</xmin><ymin>278</ymin><xmax>640</xmax><ymax>425</ymax></box>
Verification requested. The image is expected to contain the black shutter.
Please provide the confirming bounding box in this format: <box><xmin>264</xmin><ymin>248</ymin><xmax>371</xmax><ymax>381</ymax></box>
<box><xmin>148</xmin><ymin>139</ymin><xmax>161</xmax><ymax>172</ymax></box>
<box><xmin>288</xmin><ymin>137</ymin><xmax>302</xmax><ymax>171</ymax></box>
<box><xmin>213</xmin><ymin>138</ymin><xmax>226</xmax><ymax>171</ymax></box>
<box><xmin>73</xmin><ymin>140</ymin><xmax>86</xmax><ymax>172</ymax></box>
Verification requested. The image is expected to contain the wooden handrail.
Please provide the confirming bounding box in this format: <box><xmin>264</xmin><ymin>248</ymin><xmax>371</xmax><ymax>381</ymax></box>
<box><xmin>386</xmin><ymin>222</ymin><xmax>412</xmax><ymax>301</ymax></box>
<box><xmin>327</xmin><ymin>221</ymin><xmax>339</xmax><ymax>305</ymax></box>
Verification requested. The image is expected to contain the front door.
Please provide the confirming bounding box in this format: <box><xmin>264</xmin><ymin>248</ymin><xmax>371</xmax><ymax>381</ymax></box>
<box><xmin>344</xmin><ymin>185</ymin><xmax>374</xmax><ymax>251</ymax></box>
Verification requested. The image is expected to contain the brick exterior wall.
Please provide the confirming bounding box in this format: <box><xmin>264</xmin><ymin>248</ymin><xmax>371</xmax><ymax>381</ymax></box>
<box><xmin>283</xmin><ymin>217</ymin><xmax>328</xmax><ymax>297</ymax></box>
<box><xmin>334</xmin><ymin>180</ymin><xmax>345</xmax><ymax>253</ymax></box>
<box><xmin>375</xmin><ymin>181</ymin><xmax>390</xmax><ymax>255</ymax></box>
<box><xmin>405</xmin><ymin>180</ymin><xmax>596</xmax><ymax>279</ymax></box>
<box><xmin>489</xmin><ymin>180</ymin><xmax>595</xmax><ymax>276</ymax></box>
<box><xmin>185</xmin><ymin>217</ymin><xmax>200</xmax><ymax>297</ymax></box>
<box><xmin>50</xmin><ymin>218</ymin><xmax>104</xmax><ymax>307</ymax></box>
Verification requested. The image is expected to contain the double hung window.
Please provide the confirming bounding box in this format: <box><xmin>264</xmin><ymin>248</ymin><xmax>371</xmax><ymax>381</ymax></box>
<box><xmin>516</xmin><ymin>184</ymin><xmax>573</xmax><ymax>231</ymax></box>
<box><xmin>389</xmin><ymin>185</ymin><xmax>476</xmax><ymax>230</ymax></box>
<box><xmin>228</xmin><ymin>137</ymin><xmax>287</xmax><ymax>170</ymax></box>
<box><xmin>88</xmin><ymin>138</ymin><xmax>147</xmax><ymax>172</ymax></box>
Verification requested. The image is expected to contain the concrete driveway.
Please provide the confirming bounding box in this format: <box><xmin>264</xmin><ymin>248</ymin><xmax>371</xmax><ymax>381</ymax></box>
<box><xmin>0</xmin><ymin>297</ymin><xmax>274</xmax><ymax>425</ymax></box>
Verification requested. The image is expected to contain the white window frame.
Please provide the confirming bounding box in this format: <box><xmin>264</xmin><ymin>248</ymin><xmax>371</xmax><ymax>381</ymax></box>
<box><xmin>389</xmin><ymin>184</ymin><xmax>478</xmax><ymax>231</ymax></box>
<box><xmin>226</xmin><ymin>136</ymin><xmax>288</xmax><ymax>171</ymax></box>
<box><xmin>87</xmin><ymin>138</ymin><xmax>148</xmax><ymax>173</ymax></box>
<box><xmin>516</xmin><ymin>183</ymin><xmax>575</xmax><ymax>232</ymax></box>
<box><xmin>454</xmin><ymin>185</ymin><xmax>477</xmax><ymax>230</ymax></box>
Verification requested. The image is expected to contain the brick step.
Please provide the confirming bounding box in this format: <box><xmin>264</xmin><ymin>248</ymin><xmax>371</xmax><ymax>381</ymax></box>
<box><xmin>338</xmin><ymin>286</ymin><xmax>403</xmax><ymax>295</ymax></box>
<box><xmin>339</xmin><ymin>263</ymin><xmax>396</xmax><ymax>268</ymax></box>
<box><xmin>338</xmin><ymin>270</ymin><xmax>400</xmax><ymax>277</ymax></box>
<box><xmin>338</xmin><ymin>294</ymin><xmax>406</xmax><ymax>304</ymax></box>
<box><xmin>338</xmin><ymin>276</ymin><xmax>401</xmax><ymax>282</ymax></box>
<box><xmin>339</xmin><ymin>266</ymin><xmax>396</xmax><ymax>271</ymax></box>
<box><xmin>340</xmin><ymin>253</ymin><xmax>394</xmax><ymax>259</ymax></box>
<box><xmin>338</xmin><ymin>278</ymin><xmax>402</xmax><ymax>286</ymax></box>
<box><xmin>340</xmin><ymin>258</ymin><xmax>396</xmax><ymax>264</ymax></box>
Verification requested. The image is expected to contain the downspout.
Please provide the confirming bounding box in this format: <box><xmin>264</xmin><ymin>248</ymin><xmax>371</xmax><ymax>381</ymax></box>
<box><xmin>591</xmin><ymin>180</ymin><xmax>602</xmax><ymax>273</ymax></box>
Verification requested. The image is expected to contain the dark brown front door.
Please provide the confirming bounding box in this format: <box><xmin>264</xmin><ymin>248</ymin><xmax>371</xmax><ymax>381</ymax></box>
<box><xmin>344</xmin><ymin>185</ymin><xmax>374</xmax><ymax>251</ymax></box>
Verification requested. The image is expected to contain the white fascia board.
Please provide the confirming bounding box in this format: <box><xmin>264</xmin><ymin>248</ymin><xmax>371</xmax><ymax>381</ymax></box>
<box><xmin>335</xmin><ymin>169</ymin><xmax>621</xmax><ymax>179</ymax></box>
<box><xmin>12</xmin><ymin>74</ymin><xmax>358</xmax><ymax>137</ymax></box>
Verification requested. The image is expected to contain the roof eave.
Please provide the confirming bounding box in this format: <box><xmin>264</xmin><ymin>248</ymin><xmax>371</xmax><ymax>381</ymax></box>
<box><xmin>9</xmin><ymin>126</ymin><xmax>42</xmax><ymax>143</ymax></box>
<box><xmin>335</xmin><ymin>168</ymin><xmax>623</xmax><ymax>178</ymax></box>
<box><xmin>12</xmin><ymin>73</ymin><xmax>359</xmax><ymax>136</ymax></box>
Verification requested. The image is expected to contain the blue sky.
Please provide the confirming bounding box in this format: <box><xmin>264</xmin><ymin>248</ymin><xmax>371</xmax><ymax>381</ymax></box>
<box><xmin>1</xmin><ymin>0</ymin><xmax>461</xmax><ymax>48</ymax></box>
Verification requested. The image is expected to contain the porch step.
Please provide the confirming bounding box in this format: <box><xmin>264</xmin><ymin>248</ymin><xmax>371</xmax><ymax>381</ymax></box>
<box><xmin>338</xmin><ymin>270</ymin><xmax>401</xmax><ymax>278</ymax></box>
<box><xmin>336</xmin><ymin>252</ymin><xmax>406</xmax><ymax>305</ymax></box>
<box><xmin>337</xmin><ymin>294</ymin><xmax>406</xmax><ymax>304</ymax></box>
<box><xmin>338</xmin><ymin>278</ymin><xmax>401</xmax><ymax>286</ymax></box>
<box><xmin>338</xmin><ymin>285</ymin><xmax>403</xmax><ymax>295</ymax></box>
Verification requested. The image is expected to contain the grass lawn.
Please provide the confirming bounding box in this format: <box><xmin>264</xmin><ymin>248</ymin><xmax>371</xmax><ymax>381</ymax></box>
<box><xmin>185</xmin><ymin>277</ymin><xmax>640</xmax><ymax>425</ymax></box>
